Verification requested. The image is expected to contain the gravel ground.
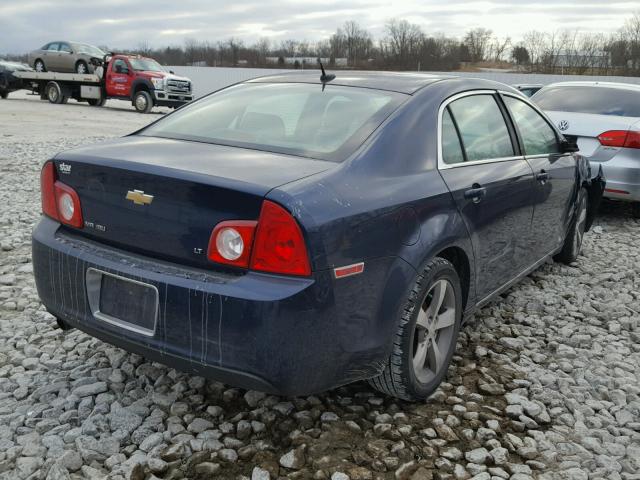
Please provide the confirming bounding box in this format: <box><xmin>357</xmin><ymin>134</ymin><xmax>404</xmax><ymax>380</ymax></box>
<box><xmin>0</xmin><ymin>94</ymin><xmax>639</xmax><ymax>480</ymax></box>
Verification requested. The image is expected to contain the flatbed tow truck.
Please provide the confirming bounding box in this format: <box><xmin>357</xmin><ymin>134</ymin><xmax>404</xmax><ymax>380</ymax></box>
<box><xmin>13</xmin><ymin>53</ymin><xmax>193</xmax><ymax>113</ymax></box>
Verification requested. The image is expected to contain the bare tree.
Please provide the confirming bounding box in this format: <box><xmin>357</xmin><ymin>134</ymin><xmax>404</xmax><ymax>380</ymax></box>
<box><xmin>463</xmin><ymin>28</ymin><xmax>492</xmax><ymax>62</ymax></box>
<box><xmin>381</xmin><ymin>18</ymin><xmax>423</xmax><ymax>69</ymax></box>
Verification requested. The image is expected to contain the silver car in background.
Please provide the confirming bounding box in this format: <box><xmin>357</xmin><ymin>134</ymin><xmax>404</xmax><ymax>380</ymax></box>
<box><xmin>28</xmin><ymin>41</ymin><xmax>105</xmax><ymax>74</ymax></box>
<box><xmin>534</xmin><ymin>81</ymin><xmax>640</xmax><ymax>218</ymax></box>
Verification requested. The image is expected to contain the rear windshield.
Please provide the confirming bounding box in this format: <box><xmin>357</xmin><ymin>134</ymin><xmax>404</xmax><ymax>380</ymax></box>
<box><xmin>534</xmin><ymin>86</ymin><xmax>640</xmax><ymax>117</ymax></box>
<box><xmin>139</xmin><ymin>83</ymin><xmax>406</xmax><ymax>162</ymax></box>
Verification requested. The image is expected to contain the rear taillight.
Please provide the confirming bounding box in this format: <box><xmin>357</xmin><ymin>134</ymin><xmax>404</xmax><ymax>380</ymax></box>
<box><xmin>40</xmin><ymin>161</ymin><xmax>83</xmax><ymax>228</ymax></box>
<box><xmin>41</xmin><ymin>162</ymin><xmax>58</xmax><ymax>220</ymax></box>
<box><xmin>250</xmin><ymin>201</ymin><xmax>311</xmax><ymax>276</ymax></box>
<box><xmin>598</xmin><ymin>130</ymin><xmax>640</xmax><ymax>149</ymax></box>
<box><xmin>207</xmin><ymin>221</ymin><xmax>257</xmax><ymax>268</ymax></box>
<box><xmin>207</xmin><ymin>200</ymin><xmax>311</xmax><ymax>276</ymax></box>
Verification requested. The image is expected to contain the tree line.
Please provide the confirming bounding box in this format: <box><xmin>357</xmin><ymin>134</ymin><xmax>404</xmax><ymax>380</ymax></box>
<box><xmin>4</xmin><ymin>13</ymin><xmax>640</xmax><ymax>76</ymax></box>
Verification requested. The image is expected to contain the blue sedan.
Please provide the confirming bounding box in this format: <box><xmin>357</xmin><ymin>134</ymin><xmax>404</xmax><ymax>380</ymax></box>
<box><xmin>32</xmin><ymin>72</ymin><xmax>604</xmax><ymax>400</ymax></box>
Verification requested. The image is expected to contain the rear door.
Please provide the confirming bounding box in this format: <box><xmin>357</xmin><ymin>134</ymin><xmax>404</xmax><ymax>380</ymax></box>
<box><xmin>502</xmin><ymin>94</ymin><xmax>577</xmax><ymax>258</ymax></box>
<box><xmin>438</xmin><ymin>92</ymin><xmax>535</xmax><ymax>301</ymax></box>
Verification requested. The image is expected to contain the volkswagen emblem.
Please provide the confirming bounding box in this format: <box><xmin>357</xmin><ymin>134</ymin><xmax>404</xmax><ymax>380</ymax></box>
<box><xmin>558</xmin><ymin>120</ymin><xmax>569</xmax><ymax>131</ymax></box>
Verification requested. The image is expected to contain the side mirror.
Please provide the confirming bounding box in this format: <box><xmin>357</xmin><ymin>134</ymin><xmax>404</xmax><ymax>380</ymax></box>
<box><xmin>169</xmin><ymin>70</ymin><xmax>175</xmax><ymax>74</ymax></box>
<box><xmin>560</xmin><ymin>138</ymin><xmax>579</xmax><ymax>153</ymax></box>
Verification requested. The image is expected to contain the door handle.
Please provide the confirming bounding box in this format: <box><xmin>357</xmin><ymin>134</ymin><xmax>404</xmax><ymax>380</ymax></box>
<box><xmin>536</xmin><ymin>170</ymin><xmax>549</xmax><ymax>183</ymax></box>
<box><xmin>464</xmin><ymin>184</ymin><xmax>487</xmax><ymax>203</ymax></box>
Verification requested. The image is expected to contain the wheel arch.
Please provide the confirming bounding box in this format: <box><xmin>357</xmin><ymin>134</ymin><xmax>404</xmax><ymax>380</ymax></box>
<box><xmin>434</xmin><ymin>245</ymin><xmax>471</xmax><ymax>312</ymax></box>
<box><xmin>131</xmin><ymin>78</ymin><xmax>153</xmax><ymax>99</ymax></box>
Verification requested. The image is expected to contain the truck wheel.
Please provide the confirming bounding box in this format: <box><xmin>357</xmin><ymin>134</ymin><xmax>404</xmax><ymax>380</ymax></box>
<box><xmin>45</xmin><ymin>81</ymin><xmax>64</xmax><ymax>104</ymax></box>
<box><xmin>76</xmin><ymin>61</ymin><xmax>89</xmax><ymax>74</ymax></box>
<box><xmin>133</xmin><ymin>90</ymin><xmax>153</xmax><ymax>113</ymax></box>
<box><xmin>34</xmin><ymin>59</ymin><xmax>46</xmax><ymax>72</ymax></box>
<box><xmin>0</xmin><ymin>90</ymin><xmax>7</xmax><ymax>100</ymax></box>
<box><xmin>632</xmin><ymin>202</ymin><xmax>640</xmax><ymax>219</ymax></box>
<box><xmin>87</xmin><ymin>97</ymin><xmax>105</xmax><ymax>107</ymax></box>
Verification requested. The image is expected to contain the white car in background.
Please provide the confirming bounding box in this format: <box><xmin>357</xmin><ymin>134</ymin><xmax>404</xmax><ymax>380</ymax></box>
<box><xmin>533</xmin><ymin>81</ymin><xmax>640</xmax><ymax>218</ymax></box>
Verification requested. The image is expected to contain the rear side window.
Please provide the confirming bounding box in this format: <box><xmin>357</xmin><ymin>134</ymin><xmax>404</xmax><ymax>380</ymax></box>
<box><xmin>534</xmin><ymin>86</ymin><xmax>640</xmax><ymax>117</ymax></box>
<box><xmin>140</xmin><ymin>83</ymin><xmax>405</xmax><ymax>162</ymax></box>
<box><xmin>504</xmin><ymin>96</ymin><xmax>560</xmax><ymax>155</ymax></box>
<box><xmin>441</xmin><ymin>109</ymin><xmax>465</xmax><ymax>164</ymax></box>
<box><xmin>448</xmin><ymin>95</ymin><xmax>514</xmax><ymax>162</ymax></box>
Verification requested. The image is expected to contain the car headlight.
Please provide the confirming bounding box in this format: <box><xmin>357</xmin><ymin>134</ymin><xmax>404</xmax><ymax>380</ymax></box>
<box><xmin>151</xmin><ymin>78</ymin><xmax>165</xmax><ymax>90</ymax></box>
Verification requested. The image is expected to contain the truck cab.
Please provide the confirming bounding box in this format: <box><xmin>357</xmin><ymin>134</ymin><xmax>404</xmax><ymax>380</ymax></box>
<box><xmin>104</xmin><ymin>54</ymin><xmax>193</xmax><ymax>113</ymax></box>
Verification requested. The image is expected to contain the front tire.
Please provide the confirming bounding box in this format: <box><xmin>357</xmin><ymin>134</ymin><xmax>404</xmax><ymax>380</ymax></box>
<box><xmin>133</xmin><ymin>90</ymin><xmax>153</xmax><ymax>113</ymax></box>
<box><xmin>369</xmin><ymin>257</ymin><xmax>463</xmax><ymax>401</ymax></box>
<box><xmin>556</xmin><ymin>187</ymin><xmax>588</xmax><ymax>264</ymax></box>
<box><xmin>34</xmin><ymin>59</ymin><xmax>46</xmax><ymax>72</ymax></box>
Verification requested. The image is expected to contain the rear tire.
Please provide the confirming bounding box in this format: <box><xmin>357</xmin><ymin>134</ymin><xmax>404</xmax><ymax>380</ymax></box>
<box><xmin>368</xmin><ymin>257</ymin><xmax>462</xmax><ymax>401</ymax></box>
<box><xmin>87</xmin><ymin>96</ymin><xmax>106</xmax><ymax>107</ymax></box>
<box><xmin>556</xmin><ymin>187</ymin><xmax>588</xmax><ymax>264</ymax></box>
<box><xmin>133</xmin><ymin>90</ymin><xmax>153</xmax><ymax>113</ymax></box>
<box><xmin>34</xmin><ymin>59</ymin><xmax>46</xmax><ymax>72</ymax></box>
<box><xmin>45</xmin><ymin>81</ymin><xmax>63</xmax><ymax>104</ymax></box>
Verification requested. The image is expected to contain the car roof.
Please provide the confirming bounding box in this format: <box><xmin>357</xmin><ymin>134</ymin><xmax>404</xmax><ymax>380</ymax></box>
<box><xmin>543</xmin><ymin>81</ymin><xmax>640</xmax><ymax>92</ymax></box>
<box><xmin>515</xmin><ymin>84</ymin><xmax>543</xmax><ymax>88</ymax></box>
<box><xmin>248</xmin><ymin>71</ymin><xmax>456</xmax><ymax>94</ymax></box>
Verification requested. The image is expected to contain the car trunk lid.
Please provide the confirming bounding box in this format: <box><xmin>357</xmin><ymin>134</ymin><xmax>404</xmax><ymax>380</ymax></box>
<box><xmin>545</xmin><ymin>110</ymin><xmax>640</xmax><ymax>162</ymax></box>
<box><xmin>53</xmin><ymin>136</ymin><xmax>331</xmax><ymax>270</ymax></box>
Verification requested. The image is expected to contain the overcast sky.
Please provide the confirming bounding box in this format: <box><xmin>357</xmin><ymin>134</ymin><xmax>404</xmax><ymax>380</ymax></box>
<box><xmin>0</xmin><ymin>0</ymin><xmax>634</xmax><ymax>54</ymax></box>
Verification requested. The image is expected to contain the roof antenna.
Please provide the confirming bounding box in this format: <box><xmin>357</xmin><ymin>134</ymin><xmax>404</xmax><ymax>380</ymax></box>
<box><xmin>317</xmin><ymin>58</ymin><xmax>335</xmax><ymax>91</ymax></box>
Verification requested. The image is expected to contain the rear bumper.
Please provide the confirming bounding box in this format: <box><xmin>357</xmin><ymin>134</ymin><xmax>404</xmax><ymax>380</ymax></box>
<box><xmin>591</xmin><ymin>154</ymin><xmax>640</xmax><ymax>202</ymax></box>
<box><xmin>32</xmin><ymin>217</ymin><xmax>407</xmax><ymax>395</ymax></box>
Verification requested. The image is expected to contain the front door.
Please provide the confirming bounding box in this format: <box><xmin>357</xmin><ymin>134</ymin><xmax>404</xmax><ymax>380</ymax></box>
<box><xmin>438</xmin><ymin>93</ymin><xmax>535</xmax><ymax>301</ymax></box>
<box><xmin>106</xmin><ymin>58</ymin><xmax>132</xmax><ymax>98</ymax></box>
<box><xmin>501</xmin><ymin>94</ymin><xmax>577</xmax><ymax>258</ymax></box>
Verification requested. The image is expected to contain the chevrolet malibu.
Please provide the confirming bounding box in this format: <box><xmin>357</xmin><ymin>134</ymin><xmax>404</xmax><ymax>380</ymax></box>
<box><xmin>32</xmin><ymin>72</ymin><xmax>605</xmax><ymax>400</ymax></box>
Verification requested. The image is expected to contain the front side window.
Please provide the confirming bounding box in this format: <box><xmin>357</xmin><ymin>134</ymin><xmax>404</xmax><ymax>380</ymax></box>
<box><xmin>112</xmin><ymin>59</ymin><xmax>129</xmax><ymax>73</ymax></box>
<box><xmin>441</xmin><ymin>109</ymin><xmax>465</xmax><ymax>164</ymax></box>
<box><xmin>140</xmin><ymin>83</ymin><xmax>405</xmax><ymax>162</ymax></box>
<box><xmin>59</xmin><ymin>43</ymin><xmax>72</xmax><ymax>53</ymax></box>
<box><xmin>448</xmin><ymin>94</ymin><xmax>514</xmax><ymax>162</ymax></box>
<box><xmin>47</xmin><ymin>43</ymin><xmax>60</xmax><ymax>51</ymax></box>
<box><xmin>504</xmin><ymin>96</ymin><xmax>559</xmax><ymax>155</ymax></box>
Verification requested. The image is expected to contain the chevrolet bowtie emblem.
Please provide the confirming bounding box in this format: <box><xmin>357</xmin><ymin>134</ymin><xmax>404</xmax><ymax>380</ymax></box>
<box><xmin>126</xmin><ymin>189</ymin><xmax>154</xmax><ymax>205</ymax></box>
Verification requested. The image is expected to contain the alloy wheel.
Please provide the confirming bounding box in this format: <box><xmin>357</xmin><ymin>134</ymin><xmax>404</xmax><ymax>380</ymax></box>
<box><xmin>412</xmin><ymin>279</ymin><xmax>457</xmax><ymax>383</ymax></box>
<box><xmin>77</xmin><ymin>63</ymin><xmax>87</xmax><ymax>74</ymax></box>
